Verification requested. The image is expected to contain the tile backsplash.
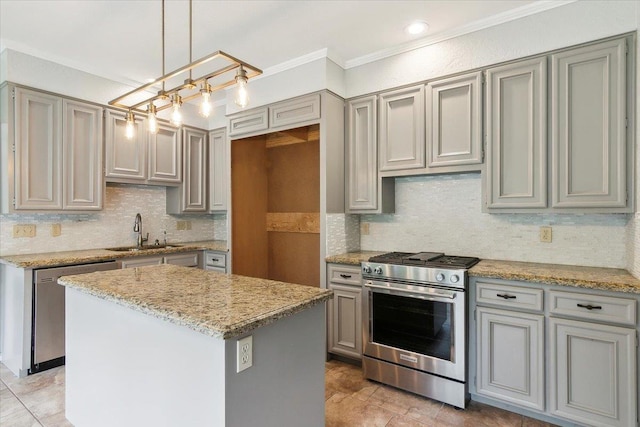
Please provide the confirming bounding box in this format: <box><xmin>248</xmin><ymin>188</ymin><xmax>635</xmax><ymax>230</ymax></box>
<box><xmin>360</xmin><ymin>174</ymin><xmax>630</xmax><ymax>269</ymax></box>
<box><xmin>0</xmin><ymin>184</ymin><xmax>226</xmax><ymax>256</ymax></box>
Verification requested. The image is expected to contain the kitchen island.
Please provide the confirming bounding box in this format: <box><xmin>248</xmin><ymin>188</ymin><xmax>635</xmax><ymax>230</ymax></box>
<box><xmin>58</xmin><ymin>265</ymin><xmax>332</xmax><ymax>427</ymax></box>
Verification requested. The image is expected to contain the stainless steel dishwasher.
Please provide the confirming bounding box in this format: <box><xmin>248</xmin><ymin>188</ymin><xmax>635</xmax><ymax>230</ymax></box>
<box><xmin>31</xmin><ymin>261</ymin><xmax>118</xmax><ymax>374</ymax></box>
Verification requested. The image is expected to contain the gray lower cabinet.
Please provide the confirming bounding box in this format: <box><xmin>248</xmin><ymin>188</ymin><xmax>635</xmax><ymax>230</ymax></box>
<box><xmin>427</xmin><ymin>71</ymin><xmax>483</xmax><ymax>170</ymax></box>
<box><xmin>551</xmin><ymin>38</ymin><xmax>627</xmax><ymax>209</ymax></box>
<box><xmin>208</xmin><ymin>128</ymin><xmax>227</xmax><ymax>212</ymax></box>
<box><xmin>5</xmin><ymin>85</ymin><xmax>103</xmax><ymax>212</ymax></box>
<box><xmin>166</xmin><ymin>128</ymin><xmax>208</xmax><ymax>213</ymax></box>
<box><xmin>378</xmin><ymin>85</ymin><xmax>425</xmax><ymax>173</ymax></box>
<box><xmin>327</xmin><ymin>264</ymin><xmax>362</xmax><ymax>359</ymax></box>
<box><xmin>119</xmin><ymin>252</ymin><xmax>200</xmax><ymax>268</ymax></box>
<box><xmin>204</xmin><ymin>251</ymin><xmax>227</xmax><ymax>272</ymax></box>
<box><xmin>471</xmin><ymin>276</ymin><xmax>638</xmax><ymax>427</ymax></box>
<box><xmin>346</xmin><ymin>95</ymin><xmax>394</xmax><ymax>213</ymax></box>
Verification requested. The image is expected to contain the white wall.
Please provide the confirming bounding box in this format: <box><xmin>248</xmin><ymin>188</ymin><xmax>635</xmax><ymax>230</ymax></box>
<box><xmin>0</xmin><ymin>184</ymin><xmax>227</xmax><ymax>256</ymax></box>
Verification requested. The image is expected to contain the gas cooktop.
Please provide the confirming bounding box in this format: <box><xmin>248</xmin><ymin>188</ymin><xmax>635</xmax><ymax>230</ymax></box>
<box><xmin>368</xmin><ymin>252</ymin><xmax>480</xmax><ymax>269</ymax></box>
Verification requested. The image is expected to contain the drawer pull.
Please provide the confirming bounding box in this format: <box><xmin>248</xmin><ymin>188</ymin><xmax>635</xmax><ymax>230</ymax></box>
<box><xmin>577</xmin><ymin>303</ymin><xmax>602</xmax><ymax>310</ymax></box>
<box><xmin>211</xmin><ymin>258</ymin><xmax>219</xmax><ymax>262</ymax></box>
<box><xmin>496</xmin><ymin>294</ymin><xmax>516</xmax><ymax>300</ymax></box>
<box><xmin>339</xmin><ymin>274</ymin><xmax>352</xmax><ymax>279</ymax></box>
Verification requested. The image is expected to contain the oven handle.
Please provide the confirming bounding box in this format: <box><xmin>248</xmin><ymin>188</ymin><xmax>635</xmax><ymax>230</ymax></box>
<box><xmin>364</xmin><ymin>282</ymin><xmax>457</xmax><ymax>300</ymax></box>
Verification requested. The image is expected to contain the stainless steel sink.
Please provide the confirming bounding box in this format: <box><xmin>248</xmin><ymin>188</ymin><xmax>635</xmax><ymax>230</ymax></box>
<box><xmin>106</xmin><ymin>244</ymin><xmax>183</xmax><ymax>252</ymax></box>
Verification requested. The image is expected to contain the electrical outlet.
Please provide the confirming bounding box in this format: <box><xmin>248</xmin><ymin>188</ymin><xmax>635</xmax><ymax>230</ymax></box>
<box><xmin>51</xmin><ymin>223</ymin><xmax>61</xmax><ymax>237</ymax></box>
<box><xmin>13</xmin><ymin>224</ymin><xmax>36</xmax><ymax>238</ymax></box>
<box><xmin>176</xmin><ymin>220</ymin><xmax>186</xmax><ymax>230</ymax></box>
<box><xmin>237</xmin><ymin>335</ymin><xmax>253</xmax><ymax>373</ymax></box>
<box><xmin>185</xmin><ymin>220</ymin><xmax>192</xmax><ymax>230</ymax></box>
<box><xmin>360</xmin><ymin>222</ymin><xmax>370</xmax><ymax>235</ymax></box>
<box><xmin>540</xmin><ymin>226</ymin><xmax>552</xmax><ymax>243</ymax></box>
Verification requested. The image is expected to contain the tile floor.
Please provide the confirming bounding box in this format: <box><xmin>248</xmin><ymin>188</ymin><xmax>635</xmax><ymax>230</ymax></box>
<box><xmin>1</xmin><ymin>360</ymin><xmax>556</xmax><ymax>427</ymax></box>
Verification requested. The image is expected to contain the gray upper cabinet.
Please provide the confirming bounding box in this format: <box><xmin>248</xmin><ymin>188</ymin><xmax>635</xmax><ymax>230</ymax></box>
<box><xmin>104</xmin><ymin>109</ymin><xmax>147</xmax><ymax>183</ymax></box>
<box><xmin>167</xmin><ymin>128</ymin><xmax>207</xmax><ymax>213</ymax></box>
<box><xmin>485</xmin><ymin>57</ymin><xmax>548</xmax><ymax>210</ymax></box>
<box><xmin>228</xmin><ymin>108</ymin><xmax>268</xmax><ymax>137</ymax></box>
<box><xmin>14</xmin><ymin>87</ymin><xmax>63</xmax><ymax>210</ymax></box>
<box><xmin>379</xmin><ymin>85</ymin><xmax>425</xmax><ymax>173</ymax></box>
<box><xmin>9</xmin><ymin>86</ymin><xmax>103</xmax><ymax>212</ymax></box>
<box><xmin>551</xmin><ymin>38</ymin><xmax>627</xmax><ymax>209</ymax></box>
<box><xmin>269</xmin><ymin>93</ymin><xmax>320</xmax><ymax>130</ymax></box>
<box><xmin>148</xmin><ymin>123</ymin><xmax>181</xmax><ymax>185</ymax></box>
<box><xmin>427</xmin><ymin>72</ymin><xmax>483</xmax><ymax>169</ymax></box>
<box><xmin>62</xmin><ymin>99</ymin><xmax>103</xmax><ymax>210</ymax></box>
<box><xmin>208</xmin><ymin>128</ymin><xmax>227</xmax><ymax>212</ymax></box>
<box><xmin>346</xmin><ymin>96</ymin><xmax>394</xmax><ymax>213</ymax></box>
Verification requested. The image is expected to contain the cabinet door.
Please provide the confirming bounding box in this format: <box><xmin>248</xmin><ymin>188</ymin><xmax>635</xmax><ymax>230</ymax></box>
<box><xmin>550</xmin><ymin>317</ymin><xmax>636</xmax><ymax>427</ymax></box>
<box><xmin>148</xmin><ymin>123</ymin><xmax>181</xmax><ymax>184</ymax></box>
<box><xmin>14</xmin><ymin>87</ymin><xmax>63</xmax><ymax>210</ymax></box>
<box><xmin>164</xmin><ymin>252</ymin><xmax>199</xmax><ymax>267</ymax></box>
<box><xmin>104</xmin><ymin>109</ymin><xmax>146</xmax><ymax>182</ymax></box>
<box><xmin>427</xmin><ymin>72</ymin><xmax>482</xmax><ymax>168</ymax></box>
<box><xmin>485</xmin><ymin>57</ymin><xmax>547</xmax><ymax>209</ymax></box>
<box><xmin>551</xmin><ymin>39</ymin><xmax>627</xmax><ymax>209</ymax></box>
<box><xmin>228</xmin><ymin>108</ymin><xmax>268</xmax><ymax>137</ymax></box>
<box><xmin>269</xmin><ymin>94</ymin><xmax>321</xmax><ymax>130</ymax></box>
<box><xmin>328</xmin><ymin>283</ymin><xmax>362</xmax><ymax>359</ymax></box>
<box><xmin>476</xmin><ymin>307</ymin><xmax>544</xmax><ymax>411</ymax></box>
<box><xmin>208</xmin><ymin>128</ymin><xmax>227</xmax><ymax>211</ymax></box>
<box><xmin>63</xmin><ymin>100</ymin><xmax>103</xmax><ymax>210</ymax></box>
<box><xmin>379</xmin><ymin>85</ymin><xmax>425</xmax><ymax>172</ymax></box>
<box><xmin>182</xmin><ymin>128</ymin><xmax>207</xmax><ymax>212</ymax></box>
<box><xmin>346</xmin><ymin>96</ymin><xmax>378</xmax><ymax>211</ymax></box>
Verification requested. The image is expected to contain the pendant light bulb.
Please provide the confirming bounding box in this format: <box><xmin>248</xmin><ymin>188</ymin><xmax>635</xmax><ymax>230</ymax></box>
<box><xmin>199</xmin><ymin>84</ymin><xmax>212</xmax><ymax>118</ymax></box>
<box><xmin>148</xmin><ymin>103</ymin><xmax>158</xmax><ymax>134</ymax></box>
<box><xmin>234</xmin><ymin>66</ymin><xmax>249</xmax><ymax>108</ymax></box>
<box><xmin>125</xmin><ymin>111</ymin><xmax>135</xmax><ymax>140</ymax></box>
<box><xmin>170</xmin><ymin>94</ymin><xmax>183</xmax><ymax>126</ymax></box>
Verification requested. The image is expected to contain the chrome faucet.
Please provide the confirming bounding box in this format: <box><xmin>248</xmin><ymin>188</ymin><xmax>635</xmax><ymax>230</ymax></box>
<box><xmin>133</xmin><ymin>213</ymin><xmax>148</xmax><ymax>247</ymax></box>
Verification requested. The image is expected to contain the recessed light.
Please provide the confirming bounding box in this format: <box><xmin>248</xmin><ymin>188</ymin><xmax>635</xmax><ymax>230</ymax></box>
<box><xmin>405</xmin><ymin>20</ymin><xmax>429</xmax><ymax>35</ymax></box>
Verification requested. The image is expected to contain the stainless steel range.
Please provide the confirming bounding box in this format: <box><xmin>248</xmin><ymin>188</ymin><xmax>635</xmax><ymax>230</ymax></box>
<box><xmin>361</xmin><ymin>251</ymin><xmax>479</xmax><ymax>409</ymax></box>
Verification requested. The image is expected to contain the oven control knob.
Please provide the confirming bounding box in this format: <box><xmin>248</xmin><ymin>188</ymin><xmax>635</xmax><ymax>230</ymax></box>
<box><xmin>436</xmin><ymin>273</ymin><xmax>445</xmax><ymax>282</ymax></box>
<box><xmin>363</xmin><ymin>265</ymin><xmax>372</xmax><ymax>274</ymax></box>
<box><xmin>374</xmin><ymin>267</ymin><xmax>383</xmax><ymax>274</ymax></box>
<box><xmin>450</xmin><ymin>274</ymin><xmax>460</xmax><ymax>283</ymax></box>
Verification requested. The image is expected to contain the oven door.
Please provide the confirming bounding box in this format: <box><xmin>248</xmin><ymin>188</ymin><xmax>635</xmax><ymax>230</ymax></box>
<box><xmin>363</xmin><ymin>280</ymin><xmax>466</xmax><ymax>381</ymax></box>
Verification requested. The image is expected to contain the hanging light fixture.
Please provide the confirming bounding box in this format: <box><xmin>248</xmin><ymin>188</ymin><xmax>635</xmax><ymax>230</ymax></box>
<box><xmin>147</xmin><ymin>103</ymin><xmax>158</xmax><ymax>134</ymax></box>
<box><xmin>108</xmin><ymin>0</ymin><xmax>261</xmax><ymax>132</ymax></box>
<box><xmin>199</xmin><ymin>82</ymin><xmax>213</xmax><ymax>117</ymax></box>
<box><xmin>125</xmin><ymin>110</ymin><xmax>136</xmax><ymax>140</ymax></box>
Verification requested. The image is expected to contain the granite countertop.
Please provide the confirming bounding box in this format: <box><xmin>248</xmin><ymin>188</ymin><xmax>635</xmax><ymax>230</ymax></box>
<box><xmin>325</xmin><ymin>251</ymin><xmax>385</xmax><ymax>266</ymax></box>
<box><xmin>59</xmin><ymin>264</ymin><xmax>332</xmax><ymax>339</ymax></box>
<box><xmin>470</xmin><ymin>259</ymin><xmax>640</xmax><ymax>294</ymax></box>
<box><xmin>0</xmin><ymin>240</ymin><xmax>227</xmax><ymax>269</ymax></box>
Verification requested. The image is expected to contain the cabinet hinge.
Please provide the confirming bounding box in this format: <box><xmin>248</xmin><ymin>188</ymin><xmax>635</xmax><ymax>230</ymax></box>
<box><xmin>11</xmin><ymin>88</ymin><xmax>15</xmax><ymax>99</ymax></box>
<box><xmin>473</xmin><ymin>309</ymin><xmax>476</xmax><ymax>321</ymax></box>
<box><xmin>11</xmin><ymin>144</ymin><xmax>15</xmax><ymax>152</ymax></box>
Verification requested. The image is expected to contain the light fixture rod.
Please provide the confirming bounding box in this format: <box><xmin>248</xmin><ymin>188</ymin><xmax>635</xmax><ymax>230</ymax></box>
<box><xmin>162</xmin><ymin>0</ymin><xmax>165</xmax><ymax>92</ymax></box>
<box><xmin>189</xmin><ymin>0</ymin><xmax>193</xmax><ymax>81</ymax></box>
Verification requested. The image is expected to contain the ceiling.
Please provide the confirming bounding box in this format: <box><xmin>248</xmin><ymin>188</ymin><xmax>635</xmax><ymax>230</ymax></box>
<box><xmin>1</xmin><ymin>0</ymin><xmax>560</xmax><ymax>102</ymax></box>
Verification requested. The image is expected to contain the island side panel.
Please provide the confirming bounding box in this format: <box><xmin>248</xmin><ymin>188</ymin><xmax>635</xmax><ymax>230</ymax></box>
<box><xmin>65</xmin><ymin>288</ymin><xmax>227</xmax><ymax>427</ymax></box>
<box><xmin>0</xmin><ymin>264</ymin><xmax>33</xmax><ymax>377</ymax></box>
<box><xmin>224</xmin><ymin>303</ymin><xmax>326</xmax><ymax>427</ymax></box>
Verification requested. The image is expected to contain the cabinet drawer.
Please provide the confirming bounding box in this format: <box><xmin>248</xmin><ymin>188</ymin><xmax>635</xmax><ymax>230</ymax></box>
<box><xmin>205</xmin><ymin>266</ymin><xmax>226</xmax><ymax>273</ymax></box>
<box><xmin>229</xmin><ymin>109</ymin><xmax>268</xmax><ymax>137</ymax></box>
<box><xmin>269</xmin><ymin>94</ymin><xmax>320</xmax><ymax>129</ymax></box>
<box><xmin>328</xmin><ymin>265</ymin><xmax>362</xmax><ymax>286</ymax></box>
<box><xmin>205</xmin><ymin>252</ymin><xmax>227</xmax><ymax>268</ymax></box>
<box><xmin>476</xmin><ymin>280</ymin><xmax>544</xmax><ymax>312</ymax></box>
<box><xmin>549</xmin><ymin>290</ymin><xmax>636</xmax><ymax>325</ymax></box>
<box><xmin>119</xmin><ymin>256</ymin><xmax>163</xmax><ymax>269</ymax></box>
<box><xmin>164</xmin><ymin>252</ymin><xmax>199</xmax><ymax>267</ymax></box>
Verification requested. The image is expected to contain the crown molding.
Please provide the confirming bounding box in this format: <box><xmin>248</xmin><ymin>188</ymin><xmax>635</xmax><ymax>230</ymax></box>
<box><xmin>344</xmin><ymin>0</ymin><xmax>577</xmax><ymax>69</ymax></box>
